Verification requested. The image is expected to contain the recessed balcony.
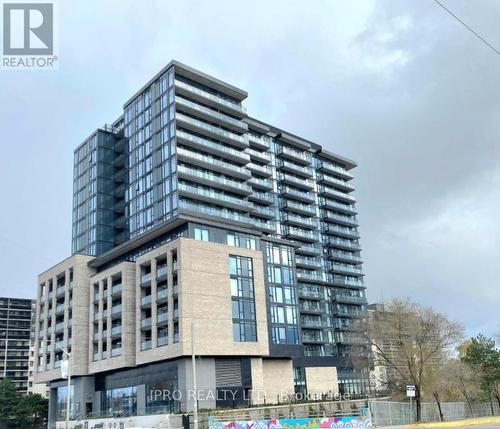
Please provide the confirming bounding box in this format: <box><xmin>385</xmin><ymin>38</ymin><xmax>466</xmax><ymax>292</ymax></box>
<box><xmin>277</xmin><ymin>159</ymin><xmax>313</xmax><ymax>178</ymax></box>
<box><xmin>178</xmin><ymin>182</ymin><xmax>252</xmax><ymax>212</ymax></box>
<box><xmin>277</xmin><ymin>145</ymin><xmax>312</xmax><ymax>165</ymax></box>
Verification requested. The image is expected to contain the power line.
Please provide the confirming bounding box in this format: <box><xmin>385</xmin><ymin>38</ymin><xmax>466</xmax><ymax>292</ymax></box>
<box><xmin>432</xmin><ymin>0</ymin><xmax>500</xmax><ymax>56</ymax></box>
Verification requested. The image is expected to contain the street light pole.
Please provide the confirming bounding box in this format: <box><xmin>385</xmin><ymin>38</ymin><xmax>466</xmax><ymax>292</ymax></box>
<box><xmin>191</xmin><ymin>322</ymin><xmax>198</xmax><ymax>429</ymax></box>
<box><xmin>58</xmin><ymin>346</ymin><xmax>71</xmax><ymax>429</ymax></box>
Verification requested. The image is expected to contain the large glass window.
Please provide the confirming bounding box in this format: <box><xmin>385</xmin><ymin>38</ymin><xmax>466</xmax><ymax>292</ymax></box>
<box><xmin>229</xmin><ymin>256</ymin><xmax>257</xmax><ymax>342</ymax></box>
<box><xmin>194</xmin><ymin>227</ymin><xmax>209</xmax><ymax>241</ymax></box>
<box><xmin>102</xmin><ymin>386</ymin><xmax>137</xmax><ymax>417</ymax></box>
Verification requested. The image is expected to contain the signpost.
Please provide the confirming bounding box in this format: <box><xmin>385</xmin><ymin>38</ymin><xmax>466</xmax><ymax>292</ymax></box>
<box><xmin>406</xmin><ymin>385</ymin><xmax>416</xmax><ymax>423</ymax></box>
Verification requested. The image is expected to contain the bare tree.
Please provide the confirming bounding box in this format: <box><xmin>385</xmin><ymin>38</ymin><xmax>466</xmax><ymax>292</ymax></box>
<box><xmin>367</xmin><ymin>298</ymin><xmax>463</xmax><ymax>421</ymax></box>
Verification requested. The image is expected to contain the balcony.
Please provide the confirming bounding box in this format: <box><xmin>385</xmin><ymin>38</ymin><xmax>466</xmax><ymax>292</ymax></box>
<box><xmin>174</xmin><ymin>80</ymin><xmax>247</xmax><ymax>118</ymax></box>
<box><xmin>251</xmin><ymin>205</ymin><xmax>275</xmax><ymax>219</ymax></box>
<box><xmin>317</xmin><ymin>161</ymin><xmax>353</xmax><ymax>179</ymax></box>
<box><xmin>295</xmin><ymin>256</ymin><xmax>322</xmax><ymax>269</ymax></box>
<box><xmin>328</xmin><ymin>263</ymin><xmax>363</xmax><ymax>276</ymax></box>
<box><xmin>111</xmin><ymin>305</ymin><xmax>122</xmax><ymax>317</ymax></box>
<box><xmin>177</xmin><ymin>147</ymin><xmax>251</xmax><ymax>180</ymax></box>
<box><xmin>176</xmin><ymin>130</ymin><xmax>249</xmax><ymax>165</ymax></box>
<box><xmin>141</xmin><ymin>317</ymin><xmax>152</xmax><ymax>329</ymax></box>
<box><xmin>157</xmin><ymin>312</ymin><xmax>168</xmax><ymax>325</ymax></box>
<box><xmin>281</xmin><ymin>186</ymin><xmax>315</xmax><ymax>203</ymax></box>
<box><xmin>296</xmin><ymin>243</ymin><xmax>321</xmax><ymax>256</ymax></box>
<box><xmin>157</xmin><ymin>289</ymin><xmax>168</xmax><ymax>303</ymax></box>
<box><xmin>157</xmin><ymin>265</ymin><xmax>168</xmax><ymax>280</ymax></box>
<box><xmin>141</xmin><ymin>295</ymin><xmax>152</xmax><ymax>308</ymax></box>
<box><xmin>247</xmin><ymin>162</ymin><xmax>273</xmax><ymax>177</ymax></box>
<box><xmin>111</xmin><ymin>347</ymin><xmax>122</xmax><ymax>357</ymax></box>
<box><xmin>251</xmin><ymin>218</ymin><xmax>276</xmax><ymax>233</ymax></box>
<box><xmin>177</xmin><ymin>165</ymin><xmax>252</xmax><ymax>196</ymax></box>
<box><xmin>282</xmin><ymin>213</ymin><xmax>316</xmax><ymax>229</ymax></box>
<box><xmin>277</xmin><ymin>145</ymin><xmax>312</xmax><ymax>165</ymax></box>
<box><xmin>141</xmin><ymin>340</ymin><xmax>152</xmax><ymax>351</ymax></box>
<box><xmin>297</xmin><ymin>271</ymin><xmax>324</xmax><ymax>283</ymax></box>
<box><xmin>140</xmin><ymin>273</ymin><xmax>152</xmax><ymax>286</ymax></box>
<box><xmin>302</xmin><ymin>332</ymin><xmax>326</xmax><ymax>344</ymax></box>
<box><xmin>325</xmin><ymin>238</ymin><xmax>361</xmax><ymax>251</ymax></box>
<box><xmin>301</xmin><ymin>318</ymin><xmax>330</xmax><ymax>328</ymax></box>
<box><xmin>322</xmin><ymin>224</ymin><xmax>360</xmax><ymax>239</ymax></box>
<box><xmin>111</xmin><ymin>325</ymin><xmax>122</xmax><ymax>337</ymax></box>
<box><xmin>334</xmin><ymin>307</ymin><xmax>365</xmax><ymax>318</ymax></box>
<box><xmin>111</xmin><ymin>284</ymin><xmax>122</xmax><ymax>296</ymax></box>
<box><xmin>322</xmin><ymin>211</ymin><xmax>358</xmax><ymax>227</ymax></box>
<box><xmin>277</xmin><ymin>159</ymin><xmax>313</xmax><ymax>178</ymax></box>
<box><xmin>178</xmin><ymin>182</ymin><xmax>252</xmax><ymax>212</ymax></box>
<box><xmin>56</xmin><ymin>286</ymin><xmax>65</xmax><ymax>298</ymax></box>
<box><xmin>299</xmin><ymin>288</ymin><xmax>322</xmax><ymax>300</ymax></box>
<box><xmin>173</xmin><ymin>309</ymin><xmax>179</xmax><ymax>319</ymax></box>
<box><xmin>299</xmin><ymin>302</ymin><xmax>324</xmax><ymax>314</ymax></box>
<box><xmin>176</xmin><ymin>113</ymin><xmax>248</xmax><ymax>149</ymax></box>
<box><xmin>247</xmin><ymin>177</ymin><xmax>273</xmax><ymax>191</ymax></box>
<box><xmin>245</xmin><ymin>147</ymin><xmax>271</xmax><ymax>164</ymax></box>
<box><xmin>157</xmin><ymin>336</ymin><xmax>168</xmax><ymax>347</ymax></box>
<box><xmin>319</xmin><ymin>186</ymin><xmax>356</xmax><ymax>203</ymax></box>
<box><xmin>55</xmin><ymin>322</ymin><xmax>64</xmax><ymax>333</ymax></box>
<box><xmin>282</xmin><ymin>200</ymin><xmax>316</xmax><ymax>216</ymax></box>
<box><xmin>179</xmin><ymin>199</ymin><xmax>249</xmax><ymax>225</ymax></box>
<box><xmin>328</xmin><ymin>276</ymin><xmax>365</xmax><ymax>288</ymax></box>
<box><xmin>283</xmin><ymin>226</ymin><xmax>318</xmax><ymax>242</ymax></box>
<box><xmin>320</xmin><ymin>198</ymin><xmax>357</xmax><ymax>214</ymax></box>
<box><xmin>248</xmin><ymin>191</ymin><xmax>274</xmax><ymax>205</ymax></box>
<box><xmin>333</xmin><ymin>293</ymin><xmax>367</xmax><ymax>305</ymax></box>
<box><xmin>55</xmin><ymin>304</ymin><xmax>65</xmax><ymax>315</ymax></box>
<box><xmin>248</xmin><ymin>134</ymin><xmax>271</xmax><ymax>150</ymax></box>
<box><xmin>175</xmin><ymin>96</ymin><xmax>248</xmax><ymax>133</ymax></box>
<box><xmin>279</xmin><ymin>174</ymin><xmax>314</xmax><ymax>191</ymax></box>
<box><xmin>317</xmin><ymin>173</ymin><xmax>355</xmax><ymax>192</ymax></box>
<box><xmin>328</xmin><ymin>251</ymin><xmax>363</xmax><ymax>264</ymax></box>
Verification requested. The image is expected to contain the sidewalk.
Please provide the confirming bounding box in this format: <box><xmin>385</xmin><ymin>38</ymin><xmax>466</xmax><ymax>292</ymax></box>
<box><xmin>376</xmin><ymin>415</ymin><xmax>500</xmax><ymax>428</ymax></box>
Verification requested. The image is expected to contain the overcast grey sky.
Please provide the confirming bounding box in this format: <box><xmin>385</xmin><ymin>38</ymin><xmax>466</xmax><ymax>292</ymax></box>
<box><xmin>0</xmin><ymin>0</ymin><xmax>499</xmax><ymax>337</ymax></box>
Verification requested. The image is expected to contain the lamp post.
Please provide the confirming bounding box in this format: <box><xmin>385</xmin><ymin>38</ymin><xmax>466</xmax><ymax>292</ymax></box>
<box><xmin>58</xmin><ymin>345</ymin><xmax>71</xmax><ymax>429</ymax></box>
<box><xmin>191</xmin><ymin>322</ymin><xmax>198</xmax><ymax>429</ymax></box>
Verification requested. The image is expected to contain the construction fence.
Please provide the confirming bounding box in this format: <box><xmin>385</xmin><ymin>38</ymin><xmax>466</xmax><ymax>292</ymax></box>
<box><xmin>368</xmin><ymin>399</ymin><xmax>500</xmax><ymax>426</ymax></box>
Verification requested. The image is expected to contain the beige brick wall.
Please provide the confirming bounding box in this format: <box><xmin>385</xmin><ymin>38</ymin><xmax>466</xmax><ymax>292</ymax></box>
<box><xmin>88</xmin><ymin>262</ymin><xmax>136</xmax><ymax>373</ymax></box>
<box><xmin>250</xmin><ymin>358</ymin><xmax>294</xmax><ymax>405</ymax></box>
<box><xmin>179</xmin><ymin>238</ymin><xmax>269</xmax><ymax>357</ymax></box>
<box><xmin>34</xmin><ymin>254</ymin><xmax>95</xmax><ymax>384</ymax></box>
<box><xmin>305</xmin><ymin>366</ymin><xmax>339</xmax><ymax>396</ymax></box>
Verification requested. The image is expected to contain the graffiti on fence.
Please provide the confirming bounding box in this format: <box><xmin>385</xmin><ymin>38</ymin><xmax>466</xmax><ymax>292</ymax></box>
<box><xmin>209</xmin><ymin>409</ymin><xmax>372</xmax><ymax>429</ymax></box>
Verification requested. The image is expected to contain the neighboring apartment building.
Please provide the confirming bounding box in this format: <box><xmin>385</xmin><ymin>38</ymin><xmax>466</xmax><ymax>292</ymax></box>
<box><xmin>34</xmin><ymin>60</ymin><xmax>369</xmax><ymax>425</ymax></box>
<box><xmin>0</xmin><ymin>297</ymin><xmax>33</xmax><ymax>394</ymax></box>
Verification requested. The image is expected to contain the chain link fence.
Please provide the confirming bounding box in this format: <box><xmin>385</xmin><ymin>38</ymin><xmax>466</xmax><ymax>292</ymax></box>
<box><xmin>369</xmin><ymin>400</ymin><xmax>500</xmax><ymax>426</ymax></box>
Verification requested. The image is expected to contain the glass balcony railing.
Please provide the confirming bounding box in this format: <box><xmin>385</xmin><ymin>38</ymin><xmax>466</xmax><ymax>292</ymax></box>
<box><xmin>176</xmin><ymin>130</ymin><xmax>249</xmax><ymax>163</ymax></box>
<box><xmin>328</xmin><ymin>263</ymin><xmax>363</xmax><ymax>274</ymax></box>
<box><xmin>279</xmin><ymin>174</ymin><xmax>314</xmax><ymax>189</ymax></box>
<box><xmin>111</xmin><ymin>284</ymin><xmax>122</xmax><ymax>295</ymax></box>
<box><xmin>283</xmin><ymin>213</ymin><xmax>316</xmax><ymax>227</ymax></box>
<box><xmin>111</xmin><ymin>347</ymin><xmax>122</xmax><ymax>357</ymax></box>
<box><xmin>157</xmin><ymin>289</ymin><xmax>168</xmax><ymax>301</ymax></box>
<box><xmin>317</xmin><ymin>161</ymin><xmax>353</xmax><ymax>179</ymax></box>
<box><xmin>245</xmin><ymin>147</ymin><xmax>271</xmax><ymax>163</ymax></box>
<box><xmin>111</xmin><ymin>326</ymin><xmax>122</xmax><ymax>336</ymax></box>
<box><xmin>157</xmin><ymin>336</ymin><xmax>168</xmax><ymax>347</ymax></box>
<box><xmin>156</xmin><ymin>266</ymin><xmax>167</xmax><ymax>278</ymax></box>
<box><xmin>249</xmin><ymin>191</ymin><xmax>274</xmax><ymax>203</ymax></box>
<box><xmin>325</xmin><ymin>238</ymin><xmax>361</xmax><ymax>250</ymax></box>
<box><xmin>248</xmin><ymin>134</ymin><xmax>271</xmax><ymax>149</ymax></box>
<box><xmin>178</xmin><ymin>182</ymin><xmax>252</xmax><ymax>210</ymax></box>
<box><xmin>176</xmin><ymin>147</ymin><xmax>251</xmax><ymax>179</ymax></box>
<box><xmin>174</xmin><ymin>80</ymin><xmax>246</xmax><ymax>114</ymax></box>
<box><xmin>322</xmin><ymin>211</ymin><xmax>358</xmax><ymax>225</ymax></box>
<box><xmin>320</xmin><ymin>199</ymin><xmax>356</xmax><ymax>213</ymax></box>
<box><xmin>179</xmin><ymin>199</ymin><xmax>249</xmax><ymax>224</ymax></box>
<box><xmin>157</xmin><ymin>312</ymin><xmax>168</xmax><ymax>324</ymax></box>
<box><xmin>278</xmin><ymin>145</ymin><xmax>312</xmax><ymax>164</ymax></box>
<box><xmin>297</xmin><ymin>270</ymin><xmax>323</xmax><ymax>282</ymax></box>
<box><xmin>295</xmin><ymin>256</ymin><xmax>322</xmax><ymax>268</ymax></box>
<box><xmin>248</xmin><ymin>177</ymin><xmax>273</xmax><ymax>190</ymax></box>
<box><xmin>141</xmin><ymin>273</ymin><xmax>152</xmax><ymax>284</ymax></box>
<box><xmin>251</xmin><ymin>218</ymin><xmax>276</xmax><ymax>231</ymax></box>
<box><xmin>283</xmin><ymin>226</ymin><xmax>318</xmax><ymax>241</ymax></box>
<box><xmin>251</xmin><ymin>205</ymin><xmax>275</xmax><ymax>218</ymax></box>
<box><xmin>328</xmin><ymin>251</ymin><xmax>362</xmax><ymax>263</ymax></box>
<box><xmin>175</xmin><ymin>96</ymin><xmax>248</xmax><ymax>130</ymax></box>
<box><xmin>111</xmin><ymin>305</ymin><xmax>122</xmax><ymax>315</ymax></box>
<box><xmin>320</xmin><ymin>186</ymin><xmax>356</xmax><ymax>202</ymax></box>
<box><xmin>317</xmin><ymin>173</ymin><xmax>354</xmax><ymax>190</ymax></box>
<box><xmin>176</xmin><ymin>113</ymin><xmax>248</xmax><ymax>147</ymax></box>
<box><xmin>282</xmin><ymin>186</ymin><xmax>315</xmax><ymax>202</ymax></box>
<box><xmin>323</xmin><ymin>224</ymin><xmax>360</xmax><ymax>238</ymax></box>
<box><xmin>333</xmin><ymin>293</ymin><xmax>366</xmax><ymax>304</ymax></box>
<box><xmin>177</xmin><ymin>165</ymin><xmax>252</xmax><ymax>194</ymax></box>
<box><xmin>283</xmin><ymin>200</ymin><xmax>316</xmax><ymax>215</ymax></box>
<box><xmin>278</xmin><ymin>159</ymin><xmax>313</xmax><ymax>176</ymax></box>
<box><xmin>141</xmin><ymin>317</ymin><xmax>152</xmax><ymax>328</ymax></box>
<box><xmin>141</xmin><ymin>295</ymin><xmax>152</xmax><ymax>306</ymax></box>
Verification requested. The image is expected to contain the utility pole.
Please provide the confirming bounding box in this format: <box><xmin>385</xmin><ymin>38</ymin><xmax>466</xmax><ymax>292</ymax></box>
<box><xmin>191</xmin><ymin>322</ymin><xmax>198</xmax><ymax>429</ymax></box>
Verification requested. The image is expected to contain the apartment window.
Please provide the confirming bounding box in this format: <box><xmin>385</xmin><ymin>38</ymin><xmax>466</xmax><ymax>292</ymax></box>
<box><xmin>194</xmin><ymin>227</ymin><xmax>209</xmax><ymax>242</ymax></box>
<box><xmin>229</xmin><ymin>256</ymin><xmax>257</xmax><ymax>342</ymax></box>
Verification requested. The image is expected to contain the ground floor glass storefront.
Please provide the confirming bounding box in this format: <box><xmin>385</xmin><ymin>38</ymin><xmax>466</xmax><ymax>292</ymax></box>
<box><xmin>101</xmin><ymin>386</ymin><xmax>137</xmax><ymax>417</ymax></box>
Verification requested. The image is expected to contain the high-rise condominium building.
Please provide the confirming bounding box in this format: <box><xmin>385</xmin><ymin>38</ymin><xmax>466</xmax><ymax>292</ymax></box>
<box><xmin>35</xmin><ymin>61</ymin><xmax>369</xmax><ymax>425</ymax></box>
<box><xmin>0</xmin><ymin>297</ymin><xmax>34</xmax><ymax>393</ymax></box>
